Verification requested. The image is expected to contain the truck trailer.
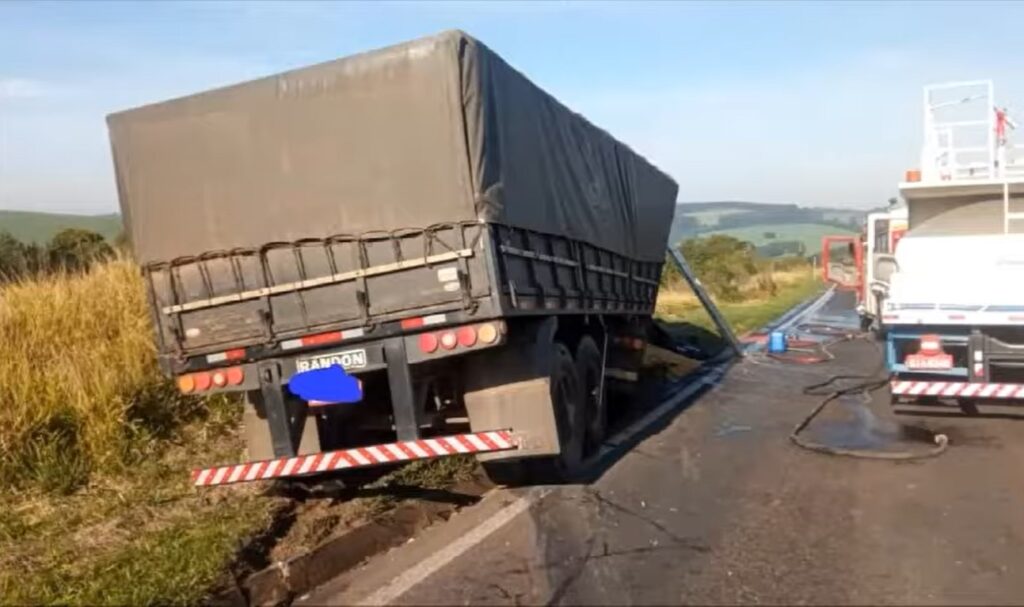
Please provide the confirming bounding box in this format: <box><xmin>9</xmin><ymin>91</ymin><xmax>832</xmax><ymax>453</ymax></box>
<box><xmin>885</xmin><ymin>81</ymin><xmax>1024</xmax><ymax>412</ymax></box>
<box><xmin>107</xmin><ymin>31</ymin><xmax>681</xmax><ymax>485</ymax></box>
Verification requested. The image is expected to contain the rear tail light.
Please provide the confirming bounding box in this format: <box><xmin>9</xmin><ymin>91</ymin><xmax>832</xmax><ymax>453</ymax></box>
<box><xmin>178</xmin><ymin>367</ymin><xmax>245</xmax><ymax>393</ymax></box>
<box><xmin>440</xmin><ymin>331</ymin><xmax>458</xmax><ymax>350</ymax></box>
<box><xmin>457</xmin><ymin>326</ymin><xmax>478</xmax><ymax>347</ymax></box>
<box><xmin>227</xmin><ymin>367</ymin><xmax>245</xmax><ymax>386</ymax></box>
<box><xmin>478</xmin><ymin>322</ymin><xmax>499</xmax><ymax>344</ymax></box>
<box><xmin>178</xmin><ymin>374</ymin><xmax>196</xmax><ymax>394</ymax></box>
<box><xmin>614</xmin><ymin>336</ymin><xmax>645</xmax><ymax>350</ymax></box>
<box><xmin>193</xmin><ymin>372</ymin><xmax>212</xmax><ymax>391</ymax></box>
<box><xmin>419</xmin><ymin>332</ymin><xmax>439</xmax><ymax>353</ymax></box>
<box><xmin>417</xmin><ymin>322</ymin><xmax>503</xmax><ymax>355</ymax></box>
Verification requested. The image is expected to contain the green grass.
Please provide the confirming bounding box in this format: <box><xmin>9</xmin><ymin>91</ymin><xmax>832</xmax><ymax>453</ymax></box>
<box><xmin>703</xmin><ymin>223</ymin><xmax>855</xmax><ymax>257</ymax></box>
<box><xmin>657</xmin><ymin>269</ymin><xmax>824</xmax><ymax>336</ymax></box>
<box><xmin>0</xmin><ymin>210</ymin><xmax>122</xmax><ymax>244</ymax></box>
<box><xmin>4</xmin><ymin>492</ymin><xmax>275</xmax><ymax>606</ymax></box>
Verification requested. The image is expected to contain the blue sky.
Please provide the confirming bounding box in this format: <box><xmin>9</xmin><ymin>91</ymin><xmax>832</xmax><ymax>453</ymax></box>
<box><xmin>2</xmin><ymin>0</ymin><xmax>1023</xmax><ymax>214</ymax></box>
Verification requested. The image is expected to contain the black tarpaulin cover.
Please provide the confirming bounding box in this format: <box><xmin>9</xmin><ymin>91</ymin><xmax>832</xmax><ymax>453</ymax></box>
<box><xmin>108</xmin><ymin>30</ymin><xmax>678</xmax><ymax>265</ymax></box>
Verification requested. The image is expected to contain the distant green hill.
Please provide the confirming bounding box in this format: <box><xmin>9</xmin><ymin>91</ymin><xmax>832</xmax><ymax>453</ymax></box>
<box><xmin>704</xmin><ymin>223</ymin><xmax>856</xmax><ymax>257</ymax></box>
<box><xmin>0</xmin><ymin>210</ymin><xmax>122</xmax><ymax>244</ymax></box>
<box><xmin>669</xmin><ymin>201</ymin><xmax>873</xmax><ymax>256</ymax></box>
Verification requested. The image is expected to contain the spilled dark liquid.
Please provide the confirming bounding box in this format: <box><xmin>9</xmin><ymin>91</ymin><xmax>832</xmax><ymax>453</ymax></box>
<box><xmin>806</xmin><ymin>393</ymin><xmax>938</xmax><ymax>451</ymax></box>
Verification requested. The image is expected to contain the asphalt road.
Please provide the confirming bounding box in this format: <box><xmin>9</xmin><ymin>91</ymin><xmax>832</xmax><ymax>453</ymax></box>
<box><xmin>305</xmin><ymin>291</ymin><xmax>1024</xmax><ymax>605</ymax></box>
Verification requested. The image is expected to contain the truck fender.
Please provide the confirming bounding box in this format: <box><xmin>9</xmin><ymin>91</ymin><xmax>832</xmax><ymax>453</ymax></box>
<box><xmin>461</xmin><ymin>316</ymin><xmax>563</xmax><ymax>460</ymax></box>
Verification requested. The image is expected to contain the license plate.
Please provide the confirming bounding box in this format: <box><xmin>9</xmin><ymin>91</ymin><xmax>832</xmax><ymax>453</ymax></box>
<box><xmin>296</xmin><ymin>348</ymin><xmax>368</xmax><ymax>372</ymax></box>
<box><xmin>905</xmin><ymin>353</ymin><xmax>953</xmax><ymax>370</ymax></box>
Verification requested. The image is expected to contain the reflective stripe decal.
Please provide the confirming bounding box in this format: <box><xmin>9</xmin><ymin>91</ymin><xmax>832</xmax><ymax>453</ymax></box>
<box><xmin>892</xmin><ymin>381</ymin><xmax>1024</xmax><ymax>400</ymax></box>
<box><xmin>191</xmin><ymin>430</ymin><xmax>516</xmax><ymax>487</ymax></box>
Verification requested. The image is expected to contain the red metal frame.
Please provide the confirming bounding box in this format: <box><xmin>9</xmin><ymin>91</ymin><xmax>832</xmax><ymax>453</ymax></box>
<box><xmin>820</xmin><ymin>235</ymin><xmax>864</xmax><ymax>295</ymax></box>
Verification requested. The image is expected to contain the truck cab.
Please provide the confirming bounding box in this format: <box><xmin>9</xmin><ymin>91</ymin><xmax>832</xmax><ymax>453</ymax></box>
<box><xmin>857</xmin><ymin>206</ymin><xmax>907</xmax><ymax>332</ymax></box>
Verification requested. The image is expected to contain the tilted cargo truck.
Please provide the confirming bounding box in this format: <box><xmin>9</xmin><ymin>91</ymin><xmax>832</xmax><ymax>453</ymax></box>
<box><xmin>886</xmin><ymin>81</ymin><xmax>1024</xmax><ymax>413</ymax></box>
<box><xmin>107</xmin><ymin>31</ymin><xmax>680</xmax><ymax>486</ymax></box>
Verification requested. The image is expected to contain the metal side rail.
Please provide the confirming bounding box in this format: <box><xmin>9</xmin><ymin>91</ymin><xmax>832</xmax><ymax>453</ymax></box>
<box><xmin>192</xmin><ymin>430</ymin><xmax>516</xmax><ymax>487</ymax></box>
<box><xmin>666</xmin><ymin>247</ymin><xmax>744</xmax><ymax>357</ymax></box>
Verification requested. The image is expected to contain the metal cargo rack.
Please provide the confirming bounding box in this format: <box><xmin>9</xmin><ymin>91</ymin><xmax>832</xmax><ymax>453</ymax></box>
<box><xmin>145</xmin><ymin>221</ymin><xmax>673</xmax><ymax>364</ymax></box>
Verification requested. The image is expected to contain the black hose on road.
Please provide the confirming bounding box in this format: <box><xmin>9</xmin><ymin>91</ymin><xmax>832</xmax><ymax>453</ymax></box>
<box><xmin>766</xmin><ymin>328</ymin><xmax>951</xmax><ymax>460</ymax></box>
<box><xmin>790</xmin><ymin>375</ymin><xmax>949</xmax><ymax>460</ymax></box>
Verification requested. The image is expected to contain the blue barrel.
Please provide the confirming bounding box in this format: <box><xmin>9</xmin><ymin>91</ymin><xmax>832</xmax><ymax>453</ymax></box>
<box><xmin>768</xmin><ymin>331</ymin><xmax>788</xmax><ymax>353</ymax></box>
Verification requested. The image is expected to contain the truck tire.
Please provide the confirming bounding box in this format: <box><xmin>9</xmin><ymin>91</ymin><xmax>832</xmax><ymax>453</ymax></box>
<box><xmin>576</xmin><ymin>336</ymin><xmax>607</xmax><ymax>455</ymax></box>
<box><xmin>958</xmin><ymin>399</ymin><xmax>980</xmax><ymax>416</ymax></box>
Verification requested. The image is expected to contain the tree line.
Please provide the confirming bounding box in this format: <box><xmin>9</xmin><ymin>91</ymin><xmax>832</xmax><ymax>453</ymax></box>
<box><xmin>0</xmin><ymin>229</ymin><xmax>119</xmax><ymax>282</ymax></box>
<box><xmin>661</xmin><ymin>234</ymin><xmax>809</xmax><ymax>302</ymax></box>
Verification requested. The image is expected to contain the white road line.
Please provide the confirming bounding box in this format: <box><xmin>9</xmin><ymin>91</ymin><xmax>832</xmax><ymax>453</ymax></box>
<box><xmin>351</xmin><ymin>363</ymin><xmax>726</xmax><ymax>605</ymax></box>
<box><xmin>356</xmin><ymin>492</ymin><xmax>539</xmax><ymax>606</ymax></box>
<box><xmin>349</xmin><ymin>320</ymin><xmax>762</xmax><ymax>605</ymax></box>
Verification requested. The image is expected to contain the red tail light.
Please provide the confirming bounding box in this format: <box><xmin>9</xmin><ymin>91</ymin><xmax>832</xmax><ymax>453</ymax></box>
<box><xmin>419</xmin><ymin>332</ymin><xmax>439</xmax><ymax>353</ymax></box>
<box><xmin>457</xmin><ymin>326</ymin><xmax>478</xmax><ymax>347</ymax></box>
<box><xmin>193</xmin><ymin>372</ymin><xmax>212</xmax><ymax>391</ymax></box>
<box><xmin>227</xmin><ymin>367</ymin><xmax>245</xmax><ymax>386</ymax></box>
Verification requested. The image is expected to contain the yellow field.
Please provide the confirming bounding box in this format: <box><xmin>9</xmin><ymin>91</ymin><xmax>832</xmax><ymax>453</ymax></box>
<box><xmin>0</xmin><ymin>257</ymin><xmax>180</xmax><ymax>490</ymax></box>
<box><xmin>0</xmin><ymin>259</ymin><xmax>276</xmax><ymax>604</ymax></box>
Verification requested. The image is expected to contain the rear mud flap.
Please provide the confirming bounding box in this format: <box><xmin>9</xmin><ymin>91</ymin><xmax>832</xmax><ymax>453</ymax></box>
<box><xmin>464</xmin><ymin>378</ymin><xmax>559</xmax><ymax>461</ymax></box>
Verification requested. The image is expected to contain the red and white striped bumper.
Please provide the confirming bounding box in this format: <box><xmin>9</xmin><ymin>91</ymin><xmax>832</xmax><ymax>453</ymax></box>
<box><xmin>891</xmin><ymin>380</ymin><xmax>1024</xmax><ymax>399</ymax></box>
<box><xmin>192</xmin><ymin>430</ymin><xmax>516</xmax><ymax>487</ymax></box>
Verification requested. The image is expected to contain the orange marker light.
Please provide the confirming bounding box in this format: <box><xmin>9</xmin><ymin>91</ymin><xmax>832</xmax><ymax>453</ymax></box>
<box><xmin>478</xmin><ymin>323</ymin><xmax>499</xmax><ymax>344</ymax></box>
<box><xmin>178</xmin><ymin>374</ymin><xmax>196</xmax><ymax>394</ymax></box>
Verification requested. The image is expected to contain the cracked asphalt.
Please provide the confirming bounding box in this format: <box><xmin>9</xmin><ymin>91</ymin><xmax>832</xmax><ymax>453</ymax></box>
<box><xmin>310</xmin><ymin>292</ymin><xmax>1024</xmax><ymax>605</ymax></box>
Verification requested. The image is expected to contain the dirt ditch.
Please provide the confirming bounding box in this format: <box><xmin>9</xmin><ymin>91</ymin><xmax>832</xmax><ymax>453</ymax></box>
<box><xmin>209</xmin><ymin>457</ymin><xmax>492</xmax><ymax>607</ymax></box>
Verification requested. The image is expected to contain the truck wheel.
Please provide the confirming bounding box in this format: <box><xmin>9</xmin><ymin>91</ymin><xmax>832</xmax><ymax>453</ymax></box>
<box><xmin>480</xmin><ymin>461</ymin><xmax>528</xmax><ymax>487</ymax></box>
<box><xmin>530</xmin><ymin>341</ymin><xmax>586</xmax><ymax>482</ymax></box>
<box><xmin>958</xmin><ymin>399</ymin><xmax>980</xmax><ymax>416</ymax></box>
<box><xmin>576</xmin><ymin>336</ymin><xmax>607</xmax><ymax>455</ymax></box>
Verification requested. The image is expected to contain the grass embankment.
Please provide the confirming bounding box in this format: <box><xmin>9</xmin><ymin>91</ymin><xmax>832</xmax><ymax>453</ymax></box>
<box><xmin>0</xmin><ymin>259</ymin><xmax>275</xmax><ymax>605</ymax></box>
<box><xmin>656</xmin><ymin>265</ymin><xmax>824</xmax><ymax>336</ymax></box>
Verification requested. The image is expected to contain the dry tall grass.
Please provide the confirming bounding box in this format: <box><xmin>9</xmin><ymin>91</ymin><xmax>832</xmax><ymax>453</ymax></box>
<box><xmin>657</xmin><ymin>265</ymin><xmax>814</xmax><ymax>311</ymax></box>
<box><xmin>0</xmin><ymin>257</ymin><xmax>192</xmax><ymax>492</ymax></box>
